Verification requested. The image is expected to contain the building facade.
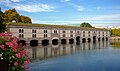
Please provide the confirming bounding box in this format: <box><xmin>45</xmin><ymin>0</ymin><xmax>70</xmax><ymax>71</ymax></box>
<box><xmin>8</xmin><ymin>23</ymin><xmax>110</xmax><ymax>46</ymax></box>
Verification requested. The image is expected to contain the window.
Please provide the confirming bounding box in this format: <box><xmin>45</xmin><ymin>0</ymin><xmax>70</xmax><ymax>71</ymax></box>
<box><xmin>63</xmin><ymin>31</ymin><xmax>65</xmax><ymax>33</ymax></box>
<box><xmin>44</xmin><ymin>34</ymin><xmax>47</xmax><ymax>38</ymax></box>
<box><xmin>54</xmin><ymin>30</ymin><xmax>57</xmax><ymax>33</ymax></box>
<box><xmin>32</xmin><ymin>34</ymin><xmax>36</xmax><ymax>38</ymax></box>
<box><xmin>83</xmin><ymin>34</ymin><xmax>85</xmax><ymax>37</ymax></box>
<box><xmin>102</xmin><ymin>32</ymin><xmax>104</xmax><ymax>34</ymax></box>
<box><xmin>70</xmin><ymin>34</ymin><xmax>73</xmax><ymax>37</ymax></box>
<box><xmin>63</xmin><ymin>34</ymin><xmax>66</xmax><ymax>37</ymax></box>
<box><xmin>83</xmin><ymin>31</ymin><xmax>85</xmax><ymax>33</ymax></box>
<box><xmin>19</xmin><ymin>29</ymin><xmax>21</xmax><ymax>33</ymax></box>
<box><xmin>88</xmin><ymin>31</ymin><xmax>90</xmax><ymax>33</ymax></box>
<box><xmin>19</xmin><ymin>34</ymin><xmax>24</xmax><ymax>38</ymax></box>
<box><xmin>19</xmin><ymin>29</ymin><xmax>24</xmax><ymax>33</ymax></box>
<box><xmin>32</xmin><ymin>29</ymin><xmax>36</xmax><ymax>33</ymax></box>
<box><xmin>88</xmin><ymin>34</ymin><xmax>90</xmax><ymax>36</ymax></box>
<box><xmin>44</xmin><ymin>30</ymin><xmax>47</xmax><ymax>33</ymax></box>
<box><xmin>77</xmin><ymin>31</ymin><xmax>79</xmax><ymax>34</ymax></box>
<box><xmin>19</xmin><ymin>34</ymin><xmax>21</xmax><ymax>38</ymax></box>
<box><xmin>70</xmin><ymin>31</ymin><xmax>73</xmax><ymax>33</ymax></box>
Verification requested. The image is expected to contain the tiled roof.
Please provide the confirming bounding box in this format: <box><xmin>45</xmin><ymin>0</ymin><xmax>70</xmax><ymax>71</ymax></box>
<box><xmin>8</xmin><ymin>22</ymin><xmax>109</xmax><ymax>31</ymax></box>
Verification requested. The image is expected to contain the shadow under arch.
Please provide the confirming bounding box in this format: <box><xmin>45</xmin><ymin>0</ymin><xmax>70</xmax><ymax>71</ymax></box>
<box><xmin>30</xmin><ymin>40</ymin><xmax>38</xmax><ymax>46</ymax></box>
<box><xmin>76</xmin><ymin>36</ymin><xmax>80</xmax><ymax>44</ymax></box>
<box><xmin>42</xmin><ymin>39</ymin><xmax>49</xmax><ymax>46</ymax></box>
<box><xmin>69</xmin><ymin>38</ymin><xmax>74</xmax><ymax>44</ymax></box>
<box><xmin>52</xmin><ymin>39</ymin><xmax>59</xmax><ymax>45</ymax></box>
<box><xmin>18</xmin><ymin>40</ymin><xmax>26</xmax><ymax>46</ymax></box>
<box><xmin>82</xmin><ymin>38</ymin><xmax>86</xmax><ymax>43</ymax></box>
<box><xmin>88</xmin><ymin>38</ymin><xmax>91</xmax><ymax>42</ymax></box>
<box><xmin>61</xmin><ymin>39</ymin><xmax>67</xmax><ymax>44</ymax></box>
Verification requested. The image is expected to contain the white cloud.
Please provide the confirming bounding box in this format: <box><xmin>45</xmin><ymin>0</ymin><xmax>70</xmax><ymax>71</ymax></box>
<box><xmin>97</xmin><ymin>6</ymin><xmax>120</xmax><ymax>10</ymax></box>
<box><xmin>11</xmin><ymin>0</ymin><xmax>21</xmax><ymax>2</ymax></box>
<box><xmin>9</xmin><ymin>3</ymin><xmax>55</xmax><ymax>12</ymax></box>
<box><xmin>68</xmin><ymin>3</ymin><xmax>84</xmax><ymax>12</ymax></box>
<box><xmin>64</xmin><ymin>0</ymin><xmax>71</xmax><ymax>2</ymax></box>
<box><xmin>79</xmin><ymin>14</ymin><xmax>120</xmax><ymax>21</ymax></box>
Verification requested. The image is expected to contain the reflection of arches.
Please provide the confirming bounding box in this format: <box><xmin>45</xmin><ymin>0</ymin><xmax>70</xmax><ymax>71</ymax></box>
<box><xmin>61</xmin><ymin>39</ymin><xmax>66</xmax><ymax>44</ymax></box>
<box><xmin>76</xmin><ymin>36</ymin><xmax>80</xmax><ymax>44</ymax></box>
<box><xmin>52</xmin><ymin>39</ymin><xmax>59</xmax><ymax>45</ymax></box>
<box><xmin>98</xmin><ymin>38</ymin><xmax>100</xmax><ymax>41</ymax></box>
<box><xmin>93</xmin><ymin>36</ymin><xmax>96</xmax><ymax>42</ymax></box>
<box><xmin>82</xmin><ymin>38</ymin><xmax>86</xmax><ymax>43</ymax></box>
<box><xmin>88</xmin><ymin>38</ymin><xmax>91</xmax><ymax>42</ymax></box>
<box><xmin>30</xmin><ymin>40</ymin><xmax>38</xmax><ymax>46</ymax></box>
<box><xmin>69</xmin><ymin>38</ymin><xmax>74</xmax><ymax>44</ymax></box>
<box><xmin>106</xmin><ymin>37</ymin><xmax>108</xmax><ymax>41</ymax></box>
<box><xmin>102</xmin><ymin>38</ymin><xmax>104</xmax><ymax>41</ymax></box>
<box><xmin>42</xmin><ymin>39</ymin><xmax>49</xmax><ymax>46</ymax></box>
<box><xmin>18</xmin><ymin>40</ymin><xmax>26</xmax><ymax>46</ymax></box>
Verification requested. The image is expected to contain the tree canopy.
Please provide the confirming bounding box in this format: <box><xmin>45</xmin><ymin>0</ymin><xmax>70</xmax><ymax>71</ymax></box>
<box><xmin>0</xmin><ymin>9</ymin><xmax>6</xmax><ymax>32</ymax></box>
<box><xmin>80</xmin><ymin>22</ymin><xmax>92</xmax><ymax>28</ymax></box>
<box><xmin>111</xmin><ymin>29</ymin><xmax>120</xmax><ymax>36</ymax></box>
<box><xmin>2</xmin><ymin>8</ymin><xmax>32</xmax><ymax>23</ymax></box>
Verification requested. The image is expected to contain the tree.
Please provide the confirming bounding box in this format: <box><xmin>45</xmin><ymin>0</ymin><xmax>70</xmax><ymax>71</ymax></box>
<box><xmin>80</xmin><ymin>22</ymin><xmax>92</xmax><ymax>28</ymax></box>
<box><xmin>18</xmin><ymin>15</ymin><xmax>32</xmax><ymax>23</ymax></box>
<box><xmin>0</xmin><ymin>9</ymin><xmax>6</xmax><ymax>32</ymax></box>
<box><xmin>2</xmin><ymin>8</ymin><xmax>32</xmax><ymax>23</ymax></box>
<box><xmin>2</xmin><ymin>8</ymin><xmax>20</xmax><ymax>23</ymax></box>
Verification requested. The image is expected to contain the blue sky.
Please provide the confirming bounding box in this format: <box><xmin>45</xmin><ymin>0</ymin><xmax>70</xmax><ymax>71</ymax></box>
<box><xmin>0</xmin><ymin>0</ymin><xmax>120</xmax><ymax>27</ymax></box>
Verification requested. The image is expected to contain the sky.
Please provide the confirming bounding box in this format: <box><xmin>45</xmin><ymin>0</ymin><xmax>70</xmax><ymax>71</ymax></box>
<box><xmin>0</xmin><ymin>0</ymin><xmax>120</xmax><ymax>27</ymax></box>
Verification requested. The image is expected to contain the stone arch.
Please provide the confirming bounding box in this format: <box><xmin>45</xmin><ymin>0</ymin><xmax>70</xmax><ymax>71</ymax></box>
<box><xmin>76</xmin><ymin>36</ymin><xmax>80</xmax><ymax>44</ymax></box>
<box><xmin>106</xmin><ymin>37</ymin><xmax>108</xmax><ymax>41</ymax></box>
<box><xmin>88</xmin><ymin>38</ymin><xmax>91</xmax><ymax>42</ymax></box>
<box><xmin>61</xmin><ymin>39</ymin><xmax>67</xmax><ymax>44</ymax></box>
<box><xmin>42</xmin><ymin>39</ymin><xmax>49</xmax><ymax>46</ymax></box>
<box><xmin>19</xmin><ymin>40</ymin><xmax>26</xmax><ymax>46</ymax></box>
<box><xmin>52</xmin><ymin>37</ymin><xmax>59</xmax><ymax>45</ymax></box>
<box><xmin>102</xmin><ymin>37</ymin><xmax>104</xmax><ymax>41</ymax></box>
<box><xmin>82</xmin><ymin>38</ymin><xmax>86</xmax><ymax>43</ymax></box>
<box><xmin>69</xmin><ymin>38</ymin><xmax>74</xmax><ymax>44</ymax></box>
<box><xmin>30</xmin><ymin>40</ymin><xmax>38</xmax><ymax>46</ymax></box>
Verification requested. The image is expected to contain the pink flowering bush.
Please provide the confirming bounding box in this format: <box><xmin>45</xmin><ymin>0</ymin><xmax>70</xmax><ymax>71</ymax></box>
<box><xmin>0</xmin><ymin>33</ymin><xmax>30</xmax><ymax>71</ymax></box>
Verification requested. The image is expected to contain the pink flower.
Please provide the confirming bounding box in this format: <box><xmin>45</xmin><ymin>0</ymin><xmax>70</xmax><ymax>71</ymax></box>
<box><xmin>12</xmin><ymin>48</ymin><xmax>17</xmax><ymax>52</ymax></box>
<box><xmin>14</xmin><ymin>62</ymin><xmax>18</xmax><ymax>66</ymax></box>
<box><xmin>24</xmin><ymin>61</ymin><xmax>28</xmax><ymax>66</ymax></box>
<box><xmin>21</xmin><ymin>65</ymin><xmax>25</xmax><ymax>68</ymax></box>
<box><xmin>16</xmin><ymin>53</ymin><xmax>21</xmax><ymax>58</ymax></box>
<box><xmin>0</xmin><ymin>45</ymin><xmax>6</xmax><ymax>50</ymax></box>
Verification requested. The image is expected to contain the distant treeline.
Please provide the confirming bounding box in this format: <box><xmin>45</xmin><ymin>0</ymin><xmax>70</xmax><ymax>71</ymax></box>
<box><xmin>111</xmin><ymin>29</ymin><xmax>120</xmax><ymax>36</ymax></box>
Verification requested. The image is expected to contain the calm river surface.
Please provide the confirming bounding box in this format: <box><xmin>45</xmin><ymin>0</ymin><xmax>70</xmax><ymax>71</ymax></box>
<box><xmin>26</xmin><ymin>40</ymin><xmax>120</xmax><ymax>71</ymax></box>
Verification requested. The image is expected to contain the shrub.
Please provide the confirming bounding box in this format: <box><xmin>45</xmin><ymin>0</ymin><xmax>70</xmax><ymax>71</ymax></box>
<box><xmin>0</xmin><ymin>32</ymin><xmax>30</xmax><ymax>71</ymax></box>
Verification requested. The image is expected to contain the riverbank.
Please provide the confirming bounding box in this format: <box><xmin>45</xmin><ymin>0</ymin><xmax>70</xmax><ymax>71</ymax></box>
<box><xmin>110</xmin><ymin>36</ymin><xmax>120</xmax><ymax>40</ymax></box>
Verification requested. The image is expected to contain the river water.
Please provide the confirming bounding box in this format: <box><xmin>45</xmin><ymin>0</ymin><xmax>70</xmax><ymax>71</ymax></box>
<box><xmin>26</xmin><ymin>40</ymin><xmax>120</xmax><ymax>71</ymax></box>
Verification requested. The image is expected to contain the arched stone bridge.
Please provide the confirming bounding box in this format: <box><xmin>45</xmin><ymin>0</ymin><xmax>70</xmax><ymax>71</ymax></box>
<box><xmin>8</xmin><ymin>23</ymin><xmax>110</xmax><ymax>46</ymax></box>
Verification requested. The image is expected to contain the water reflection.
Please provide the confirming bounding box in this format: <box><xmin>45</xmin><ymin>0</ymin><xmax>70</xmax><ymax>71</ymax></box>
<box><xmin>26</xmin><ymin>41</ymin><xmax>109</xmax><ymax>61</ymax></box>
<box><xmin>110</xmin><ymin>40</ymin><xmax>120</xmax><ymax>48</ymax></box>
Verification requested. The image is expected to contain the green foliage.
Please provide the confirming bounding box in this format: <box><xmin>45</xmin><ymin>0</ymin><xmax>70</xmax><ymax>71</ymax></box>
<box><xmin>111</xmin><ymin>29</ymin><xmax>120</xmax><ymax>36</ymax></box>
<box><xmin>2</xmin><ymin>8</ymin><xmax>32</xmax><ymax>23</ymax></box>
<box><xmin>80</xmin><ymin>22</ymin><xmax>92</xmax><ymax>28</ymax></box>
<box><xmin>18</xmin><ymin>15</ymin><xmax>32</xmax><ymax>23</ymax></box>
<box><xmin>0</xmin><ymin>10</ymin><xmax>6</xmax><ymax>32</ymax></box>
